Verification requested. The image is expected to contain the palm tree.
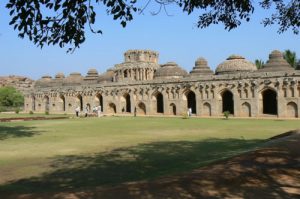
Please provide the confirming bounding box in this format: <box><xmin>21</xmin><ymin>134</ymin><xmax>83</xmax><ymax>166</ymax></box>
<box><xmin>283</xmin><ymin>50</ymin><xmax>297</xmax><ymax>68</ymax></box>
<box><xmin>255</xmin><ymin>59</ymin><xmax>264</xmax><ymax>69</ymax></box>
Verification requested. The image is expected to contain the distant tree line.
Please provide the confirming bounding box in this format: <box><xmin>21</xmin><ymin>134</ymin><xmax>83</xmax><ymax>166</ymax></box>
<box><xmin>255</xmin><ymin>50</ymin><xmax>300</xmax><ymax>70</ymax></box>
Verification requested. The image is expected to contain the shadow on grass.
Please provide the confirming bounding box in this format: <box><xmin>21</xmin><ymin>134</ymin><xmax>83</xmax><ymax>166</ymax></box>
<box><xmin>0</xmin><ymin>126</ymin><xmax>40</xmax><ymax>140</ymax></box>
<box><xmin>0</xmin><ymin>138</ymin><xmax>263</xmax><ymax>194</ymax></box>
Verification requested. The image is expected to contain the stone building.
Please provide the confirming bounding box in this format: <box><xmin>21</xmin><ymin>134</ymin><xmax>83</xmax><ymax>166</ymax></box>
<box><xmin>24</xmin><ymin>49</ymin><xmax>300</xmax><ymax>118</ymax></box>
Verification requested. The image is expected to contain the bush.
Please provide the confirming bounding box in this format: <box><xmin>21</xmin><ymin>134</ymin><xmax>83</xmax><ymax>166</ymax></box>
<box><xmin>15</xmin><ymin>108</ymin><xmax>20</xmax><ymax>114</ymax></box>
<box><xmin>223</xmin><ymin>111</ymin><xmax>230</xmax><ymax>119</ymax></box>
<box><xmin>181</xmin><ymin>112</ymin><xmax>189</xmax><ymax>119</ymax></box>
<box><xmin>0</xmin><ymin>87</ymin><xmax>24</xmax><ymax>107</ymax></box>
<box><xmin>45</xmin><ymin>111</ymin><xmax>49</xmax><ymax>115</ymax></box>
<box><xmin>29</xmin><ymin>111</ymin><xmax>34</xmax><ymax>114</ymax></box>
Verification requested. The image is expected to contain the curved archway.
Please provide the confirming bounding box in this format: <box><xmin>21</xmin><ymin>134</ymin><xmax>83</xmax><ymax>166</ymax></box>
<box><xmin>76</xmin><ymin>94</ymin><xmax>83</xmax><ymax>111</ymax></box>
<box><xmin>287</xmin><ymin>102</ymin><xmax>298</xmax><ymax>118</ymax></box>
<box><xmin>108</xmin><ymin>103</ymin><xmax>116</xmax><ymax>114</ymax></box>
<box><xmin>122</xmin><ymin>93</ymin><xmax>131</xmax><ymax>113</ymax></box>
<box><xmin>95</xmin><ymin>93</ymin><xmax>103</xmax><ymax>112</ymax></box>
<box><xmin>241</xmin><ymin>102</ymin><xmax>251</xmax><ymax>117</ymax></box>
<box><xmin>221</xmin><ymin>90</ymin><xmax>234</xmax><ymax>114</ymax></box>
<box><xmin>203</xmin><ymin>102</ymin><xmax>211</xmax><ymax>116</ymax></box>
<box><xmin>262</xmin><ymin>89</ymin><xmax>277</xmax><ymax>115</ymax></box>
<box><xmin>185</xmin><ymin>91</ymin><xmax>196</xmax><ymax>114</ymax></box>
<box><xmin>137</xmin><ymin>102</ymin><xmax>146</xmax><ymax>115</ymax></box>
<box><xmin>31</xmin><ymin>96</ymin><xmax>36</xmax><ymax>111</ymax></box>
<box><xmin>44</xmin><ymin>96</ymin><xmax>50</xmax><ymax>112</ymax></box>
<box><xmin>169</xmin><ymin>103</ymin><xmax>176</xmax><ymax>115</ymax></box>
<box><xmin>59</xmin><ymin>94</ymin><xmax>65</xmax><ymax>111</ymax></box>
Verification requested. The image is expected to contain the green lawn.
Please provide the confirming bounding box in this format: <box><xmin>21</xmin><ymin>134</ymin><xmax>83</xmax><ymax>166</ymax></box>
<box><xmin>0</xmin><ymin>116</ymin><xmax>299</xmax><ymax>194</ymax></box>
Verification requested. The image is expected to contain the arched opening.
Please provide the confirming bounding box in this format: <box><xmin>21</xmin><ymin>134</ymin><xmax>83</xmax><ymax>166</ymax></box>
<box><xmin>59</xmin><ymin>95</ymin><xmax>65</xmax><ymax>111</ymax></box>
<box><xmin>262</xmin><ymin>89</ymin><xmax>277</xmax><ymax>115</ymax></box>
<box><xmin>169</xmin><ymin>103</ymin><xmax>176</xmax><ymax>115</ymax></box>
<box><xmin>186</xmin><ymin>91</ymin><xmax>196</xmax><ymax>114</ymax></box>
<box><xmin>108</xmin><ymin>103</ymin><xmax>116</xmax><ymax>114</ymax></box>
<box><xmin>124</xmin><ymin>69</ymin><xmax>128</xmax><ymax>78</ymax></box>
<box><xmin>32</xmin><ymin>96</ymin><xmax>36</xmax><ymax>111</ymax></box>
<box><xmin>95</xmin><ymin>93</ymin><xmax>103</xmax><ymax>112</ymax></box>
<box><xmin>203</xmin><ymin>102</ymin><xmax>211</xmax><ymax>116</ymax></box>
<box><xmin>241</xmin><ymin>102</ymin><xmax>251</xmax><ymax>117</ymax></box>
<box><xmin>156</xmin><ymin>92</ymin><xmax>164</xmax><ymax>113</ymax></box>
<box><xmin>123</xmin><ymin>93</ymin><xmax>131</xmax><ymax>113</ymax></box>
<box><xmin>86</xmin><ymin>103</ymin><xmax>91</xmax><ymax>112</ymax></box>
<box><xmin>137</xmin><ymin>102</ymin><xmax>146</xmax><ymax>115</ymax></box>
<box><xmin>44</xmin><ymin>96</ymin><xmax>50</xmax><ymax>112</ymax></box>
<box><xmin>77</xmin><ymin>95</ymin><xmax>83</xmax><ymax>111</ymax></box>
<box><xmin>287</xmin><ymin>102</ymin><xmax>298</xmax><ymax>118</ymax></box>
<box><xmin>222</xmin><ymin>90</ymin><xmax>234</xmax><ymax>114</ymax></box>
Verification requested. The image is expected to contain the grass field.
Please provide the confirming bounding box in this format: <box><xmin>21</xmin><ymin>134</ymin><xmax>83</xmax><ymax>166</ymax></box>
<box><xmin>0</xmin><ymin>116</ymin><xmax>299</xmax><ymax>194</ymax></box>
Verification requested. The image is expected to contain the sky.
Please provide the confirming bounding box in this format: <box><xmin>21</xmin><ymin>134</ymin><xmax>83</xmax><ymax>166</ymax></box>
<box><xmin>0</xmin><ymin>1</ymin><xmax>300</xmax><ymax>80</ymax></box>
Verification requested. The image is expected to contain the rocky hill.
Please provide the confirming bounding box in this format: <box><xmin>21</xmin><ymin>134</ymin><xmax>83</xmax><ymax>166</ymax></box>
<box><xmin>0</xmin><ymin>75</ymin><xmax>34</xmax><ymax>94</ymax></box>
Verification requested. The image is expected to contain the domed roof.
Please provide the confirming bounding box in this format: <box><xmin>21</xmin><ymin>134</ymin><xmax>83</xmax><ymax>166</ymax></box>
<box><xmin>190</xmin><ymin>57</ymin><xmax>213</xmax><ymax>76</ymax></box>
<box><xmin>55</xmin><ymin>73</ymin><xmax>65</xmax><ymax>79</ymax></box>
<box><xmin>216</xmin><ymin>55</ymin><xmax>257</xmax><ymax>75</ymax></box>
<box><xmin>64</xmin><ymin>72</ymin><xmax>83</xmax><ymax>84</ymax></box>
<box><xmin>35</xmin><ymin>75</ymin><xmax>52</xmax><ymax>87</ymax></box>
<box><xmin>84</xmin><ymin>68</ymin><xmax>99</xmax><ymax>81</ymax></box>
<box><xmin>259</xmin><ymin>50</ymin><xmax>294</xmax><ymax>72</ymax></box>
<box><xmin>98</xmin><ymin>69</ymin><xmax>114</xmax><ymax>83</ymax></box>
<box><xmin>154</xmin><ymin>62</ymin><xmax>188</xmax><ymax>79</ymax></box>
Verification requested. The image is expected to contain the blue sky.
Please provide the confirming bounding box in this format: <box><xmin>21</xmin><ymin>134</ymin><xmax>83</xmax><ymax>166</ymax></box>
<box><xmin>0</xmin><ymin>1</ymin><xmax>299</xmax><ymax>80</ymax></box>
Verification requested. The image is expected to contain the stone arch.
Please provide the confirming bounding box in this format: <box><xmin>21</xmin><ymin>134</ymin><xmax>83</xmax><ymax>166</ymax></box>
<box><xmin>108</xmin><ymin>102</ymin><xmax>116</xmax><ymax>114</ymax></box>
<box><xmin>221</xmin><ymin>90</ymin><xmax>234</xmax><ymax>114</ymax></box>
<box><xmin>124</xmin><ymin>69</ymin><xmax>128</xmax><ymax>78</ymax></box>
<box><xmin>76</xmin><ymin>94</ymin><xmax>83</xmax><ymax>111</ymax></box>
<box><xmin>95</xmin><ymin>93</ymin><xmax>104</xmax><ymax>112</ymax></box>
<box><xmin>287</xmin><ymin>102</ymin><xmax>298</xmax><ymax>118</ymax></box>
<box><xmin>203</xmin><ymin>102</ymin><xmax>211</xmax><ymax>116</ymax></box>
<box><xmin>59</xmin><ymin>94</ymin><xmax>65</xmax><ymax>112</ymax></box>
<box><xmin>261</xmin><ymin>89</ymin><xmax>277</xmax><ymax>115</ymax></box>
<box><xmin>31</xmin><ymin>95</ymin><xmax>36</xmax><ymax>111</ymax></box>
<box><xmin>137</xmin><ymin>102</ymin><xmax>146</xmax><ymax>115</ymax></box>
<box><xmin>44</xmin><ymin>95</ymin><xmax>50</xmax><ymax>112</ymax></box>
<box><xmin>169</xmin><ymin>103</ymin><xmax>176</xmax><ymax>115</ymax></box>
<box><xmin>241</xmin><ymin>102</ymin><xmax>251</xmax><ymax>117</ymax></box>
<box><xmin>152</xmin><ymin>91</ymin><xmax>164</xmax><ymax>114</ymax></box>
<box><xmin>121</xmin><ymin>93</ymin><xmax>131</xmax><ymax>113</ymax></box>
<box><xmin>183</xmin><ymin>90</ymin><xmax>196</xmax><ymax>114</ymax></box>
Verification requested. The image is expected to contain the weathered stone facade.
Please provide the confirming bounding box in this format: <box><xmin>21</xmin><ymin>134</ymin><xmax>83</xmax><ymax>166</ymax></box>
<box><xmin>24</xmin><ymin>49</ymin><xmax>300</xmax><ymax>118</ymax></box>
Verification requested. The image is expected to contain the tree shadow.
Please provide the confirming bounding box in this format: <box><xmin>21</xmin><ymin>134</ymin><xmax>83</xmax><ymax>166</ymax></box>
<box><xmin>0</xmin><ymin>126</ymin><xmax>40</xmax><ymax>140</ymax></box>
<box><xmin>0</xmin><ymin>138</ymin><xmax>262</xmax><ymax>194</ymax></box>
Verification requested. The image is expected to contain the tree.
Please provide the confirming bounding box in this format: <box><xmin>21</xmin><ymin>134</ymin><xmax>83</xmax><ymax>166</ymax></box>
<box><xmin>283</xmin><ymin>49</ymin><xmax>297</xmax><ymax>68</ymax></box>
<box><xmin>5</xmin><ymin>0</ymin><xmax>300</xmax><ymax>52</ymax></box>
<box><xmin>0</xmin><ymin>87</ymin><xmax>24</xmax><ymax>107</ymax></box>
<box><xmin>255</xmin><ymin>59</ymin><xmax>265</xmax><ymax>69</ymax></box>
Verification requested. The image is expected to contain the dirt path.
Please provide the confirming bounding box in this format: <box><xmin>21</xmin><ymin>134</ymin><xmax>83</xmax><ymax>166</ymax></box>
<box><xmin>3</xmin><ymin>131</ymin><xmax>300</xmax><ymax>199</ymax></box>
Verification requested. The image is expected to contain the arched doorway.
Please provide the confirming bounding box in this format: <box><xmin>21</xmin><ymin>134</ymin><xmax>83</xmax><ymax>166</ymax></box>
<box><xmin>241</xmin><ymin>102</ymin><xmax>251</xmax><ymax>117</ymax></box>
<box><xmin>32</xmin><ymin>96</ymin><xmax>36</xmax><ymax>111</ymax></box>
<box><xmin>156</xmin><ymin>92</ymin><xmax>164</xmax><ymax>113</ymax></box>
<box><xmin>108</xmin><ymin>103</ymin><xmax>116</xmax><ymax>114</ymax></box>
<box><xmin>287</xmin><ymin>102</ymin><xmax>298</xmax><ymax>118</ymax></box>
<box><xmin>137</xmin><ymin>102</ymin><xmax>146</xmax><ymax>115</ymax></box>
<box><xmin>262</xmin><ymin>89</ymin><xmax>277</xmax><ymax>115</ymax></box>
<box><xmin>186</xmin><ymin>91</ymin><xmax>196</xmax><ymax>114</ymax></box>
<box><xmin>44</xmin><ymin>96</ymin><xmax>50</xmax><ymax>112</ymax></box>
<box><xmin>203</xmin><ymin>102</ymin><xmax>211</xmax><ymax>116</ymax></box>
<box><xmin>60</xmin><ymin>94</ymin><xmax>65</xmax><ymax>111</ymax></box>
<box><xmin>222</xmin><ymin>90</ymin><xmax>234</xmax><ymax>114</ymax></box>
<box><xmin>95</xmin><ymin>93</ymin><xmax>103</xmax><ymax>112</ymax></box>
<box><xmin>77</xmin><ymin>95</ymin><xmax>83</xmax><ymax>111</ymax></box>
<box><xmin>169</xmin><ymin>103</ymin><xmax>176</xmax><ymax>115</ymax></box>
<box><xmin>123</xmin><ymin>93</ymin><xmax>131</xmax><ymax>113</ymax></box>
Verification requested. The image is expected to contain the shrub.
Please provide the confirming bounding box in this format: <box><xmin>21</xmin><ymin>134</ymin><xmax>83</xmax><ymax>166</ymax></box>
<box><xmin>29</xmin><ymin>111</ymin><xmax>34</xmax><ymax>114</ymax></box>
<box><xmin>223</xmin><ymin>111</ymin><xmax>230</xmax><ymax>119</ymax></box>
<box><xmin>45</xmin><ymin>111</ymin><xmax>49</xmax><ymax>115</ymax></box>
<box><xmin>15</xmin><ymin>108</ymin><xmax>20</xmax><ymax>114</ymax></box>
<box><xmin>181</xmin><ymin>112</ymin><xmax>189</xmax><ymax>119</ymax></box>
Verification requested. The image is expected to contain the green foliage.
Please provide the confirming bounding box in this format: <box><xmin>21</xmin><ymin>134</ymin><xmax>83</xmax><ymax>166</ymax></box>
<box><xmin>15</xmin><ymin>108</ymin><xmax>20</xmax><ymax>114</ymax></box>
<box><xmin>45</xmin><ymin>111</ymin><xmax>49</xmax><ymax>115</ymax></box>
<box><xmin>223</xmin><ymin>111</ymin><xmax>230</xmax><ymax>119</ymax></box>
<box><xmin>5</xmin><ymin>0</ymin><xmax>300</xmax><ymax>51</ymax></box>
<box><xmin>181</xmin><ymin>112</ymin><xmax>189</xmax><ymax>119</ymax></box>
<box><xmin>29</xmin><ymin>111</ymin><xmax>34</xmax><ymax>115</ymax></box>
<box><xmin>283</xmin><ymin>49</ymin><xmax>297</xmax><ymax>68</ymax></box>
<box><xmin>255</xmin><ymin>59</ymin><xmax>265</xmax><ymax>69</ymax></box>
<box><xmin>0</xmin><ymin>87</ymin><xmax>24</xmax><ymax>108</ymax></box>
